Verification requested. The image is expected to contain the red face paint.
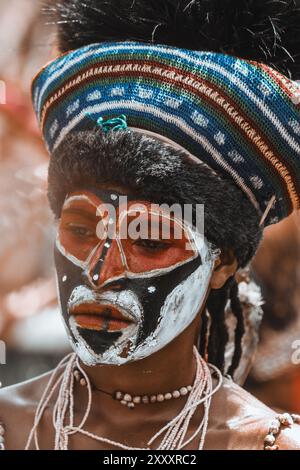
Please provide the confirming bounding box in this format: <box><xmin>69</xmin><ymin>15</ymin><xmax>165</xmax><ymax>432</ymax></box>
<box><xmin>58</xmin><ymin>190</ymin><xmax>197</xmax><ymax>287</ymax></box>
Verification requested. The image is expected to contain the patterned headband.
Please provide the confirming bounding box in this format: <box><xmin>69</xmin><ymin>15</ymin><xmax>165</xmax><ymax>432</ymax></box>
<box><xmin>31</xmin><ymin>41</ymin><xmax>300</xmax><ymax>226</ymax></box>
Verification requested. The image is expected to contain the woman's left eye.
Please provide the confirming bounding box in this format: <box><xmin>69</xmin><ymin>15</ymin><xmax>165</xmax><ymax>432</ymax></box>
<box><xmin>134</xmin><ymin>239</ymin><xmax>169</xmax><ymax>250</ymax></box>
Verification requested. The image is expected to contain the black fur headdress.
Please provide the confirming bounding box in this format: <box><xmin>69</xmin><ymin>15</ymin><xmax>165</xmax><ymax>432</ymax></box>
<box><xmin>50</xmin><ymin>0</ymin><xmax>300</xmax><ymax>79</ymax></box>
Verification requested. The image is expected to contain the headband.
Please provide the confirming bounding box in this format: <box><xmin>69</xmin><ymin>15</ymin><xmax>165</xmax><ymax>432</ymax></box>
<box><xmin>31</xmin><ymin>41</ymin><xmax>300</xmax><ymax>226</ymax></box>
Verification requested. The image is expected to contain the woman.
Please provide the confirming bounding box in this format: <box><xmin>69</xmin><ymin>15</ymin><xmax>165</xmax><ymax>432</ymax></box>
<box><xmin>1</xmin><ymin>0</ymin><xmax>300</xmax><ymax>450</ymax></box>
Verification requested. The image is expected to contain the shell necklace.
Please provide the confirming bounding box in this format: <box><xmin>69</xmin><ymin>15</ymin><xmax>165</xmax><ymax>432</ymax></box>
<box><xmin>25</xmin><ymin>347</ymin><xmax>222</xmax><ymax>450</ymax></box>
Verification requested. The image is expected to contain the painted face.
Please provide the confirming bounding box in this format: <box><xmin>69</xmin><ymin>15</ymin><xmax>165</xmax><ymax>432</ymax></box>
<box><xmin>55</xmin><ymin>188</ymin><xmax>215</xmax><ymax>365</ymax></box>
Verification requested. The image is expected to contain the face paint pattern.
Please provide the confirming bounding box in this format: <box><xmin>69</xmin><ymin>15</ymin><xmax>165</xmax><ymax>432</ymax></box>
<box><xmin>55</xmin><ymin>189</ymin><xmax>215</xmax><ymax>365</ymax></box>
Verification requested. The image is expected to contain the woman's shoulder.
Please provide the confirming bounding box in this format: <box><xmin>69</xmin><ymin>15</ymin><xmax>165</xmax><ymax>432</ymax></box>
<box><xmin>0</xmin><ymin>371</ymin><xmax>51</xmax><ymax>409</ymax></box>
<box><xmin>0</xmin><ymin>371</ymin><xmax>54</xmax><ymax>450</ymax></box>
<box><xmin>207</xmin><ymin>377</ymin><xmax>300</xmax><ymax>450</ymax></box>
<box><xmin>0</xmin><ymin>371</ymin><xmax>299</xmax><ymax>450</ymax></box>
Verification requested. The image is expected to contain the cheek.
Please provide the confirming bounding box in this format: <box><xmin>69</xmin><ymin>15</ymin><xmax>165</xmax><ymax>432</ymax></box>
<box><xmin>58</xmin><ymin>229</ymin><xmax>98</xmax><ymax>262</ymax></box>
<box><xmin>54</xmin><ymin>248</ymin><xmax>84</xmax><ymax>313</ymax></box>
<box><xmin>158</xmin><ymin>263</ymin><xmax>212</xmax><ymax>334</ymax></box>
<box><xmin>128</xmin><ymin>262</ymin><xmax>213</xmax><ymax>361</ymax></box>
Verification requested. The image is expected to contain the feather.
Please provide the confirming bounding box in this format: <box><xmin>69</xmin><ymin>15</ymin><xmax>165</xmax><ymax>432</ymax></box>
<box><xmin>47</xmin><ymin>0</ymin><xmax>300</xmax><ymax>78</ymax></box>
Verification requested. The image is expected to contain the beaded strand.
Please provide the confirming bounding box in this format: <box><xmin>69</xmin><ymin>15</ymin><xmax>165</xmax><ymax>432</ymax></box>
<box><xmin>25</xmin><ymin>347</ymin><xmax>223</xmax><ymax>450</ymax></box>
<box><xmin>264</xmin><ymin>413</ymin><xmax>300</xmax><ymax>450</ymax></box>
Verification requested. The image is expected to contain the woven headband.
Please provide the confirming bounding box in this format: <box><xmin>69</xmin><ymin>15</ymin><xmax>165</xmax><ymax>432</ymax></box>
<box><xmin>31</xmin><ymin>41</ymin><xmax>300</xmax><ymax>226</ymax></box>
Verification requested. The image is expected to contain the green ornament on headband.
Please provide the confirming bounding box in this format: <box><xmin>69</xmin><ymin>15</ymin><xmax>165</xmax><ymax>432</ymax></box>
<box><xmin>86</xmin><ymin>113</ymin><xmax>128</xmax><ymax>133</ymax></box>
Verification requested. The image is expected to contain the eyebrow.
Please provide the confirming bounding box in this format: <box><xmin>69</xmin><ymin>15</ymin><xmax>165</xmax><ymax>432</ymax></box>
<box><xmin>61</xmin><ymin>207</ymin><xmax>98</xmax><ymax>221</ymax></box>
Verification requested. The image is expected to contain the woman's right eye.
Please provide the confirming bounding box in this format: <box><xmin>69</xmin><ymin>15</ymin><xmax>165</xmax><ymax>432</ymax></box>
<box><xmin>66</xmin><ymin>224</ymin><xmax>94</xmax><ymax>238</ymax></box>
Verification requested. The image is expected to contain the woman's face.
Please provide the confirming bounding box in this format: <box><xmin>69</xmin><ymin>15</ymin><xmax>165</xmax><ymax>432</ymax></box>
<box><xmin>55</xmin><ymin>187</ymin><xmax>215</xmax><ymax>365</ymax></box>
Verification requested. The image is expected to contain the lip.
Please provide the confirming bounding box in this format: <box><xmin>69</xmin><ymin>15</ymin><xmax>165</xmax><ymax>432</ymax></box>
<box><xmin>69</xmin><ymin>302</ymin><xmax>135</xmax><ymax>332</ymax></box>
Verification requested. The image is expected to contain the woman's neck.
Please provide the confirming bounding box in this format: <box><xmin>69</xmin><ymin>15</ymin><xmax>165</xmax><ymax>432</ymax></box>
<box><xmin>79</xmin><ymin>321</ymin><xmax>199</xmax><ymax>409</ymax></box>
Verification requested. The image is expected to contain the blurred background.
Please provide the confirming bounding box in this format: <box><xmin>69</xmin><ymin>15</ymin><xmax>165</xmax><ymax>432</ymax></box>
<box><xmin>0</xmin><ymin>0</ymin><xmax>299</xmax><ymax>414</ymax></box>
<box><xmin>0</xmin><ymin>0</ymin><xmax>70</xmax><ymax>387</ymax></box>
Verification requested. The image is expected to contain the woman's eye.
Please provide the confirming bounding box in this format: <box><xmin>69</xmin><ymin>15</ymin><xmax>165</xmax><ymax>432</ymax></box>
<box><xmin>67</xmin><ymin>224</ymin><xmax>94</xmax><ymax>238</ymax></box>
<box><xmin>134</xmin><ymin>239</ymin><xmax>169</xmax><ymax>250</ymax></box>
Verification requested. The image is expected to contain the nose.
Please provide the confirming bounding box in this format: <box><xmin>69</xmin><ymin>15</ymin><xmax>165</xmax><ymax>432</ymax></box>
<box><xmin>84</xmin><ymin>238</ymin><xmax>126</xmax><ymax>288</ymax></box>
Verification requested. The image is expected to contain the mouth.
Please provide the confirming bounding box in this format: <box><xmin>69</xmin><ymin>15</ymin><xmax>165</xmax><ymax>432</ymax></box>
<box><xmin>69</xmin><ymin>302</ymin><xmax>136</xmax><ymax>332</ymax></box>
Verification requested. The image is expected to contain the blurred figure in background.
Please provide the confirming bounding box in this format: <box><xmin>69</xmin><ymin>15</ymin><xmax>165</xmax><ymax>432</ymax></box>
<box><xmin>0</xmin><ymin>0</ymin><xmax>68</xmax><ymax>386</ymax></box>
<box><xmin>248</xmin><ymin>213</ymin><xmax>300</xmax><ymax>413</ymax></box>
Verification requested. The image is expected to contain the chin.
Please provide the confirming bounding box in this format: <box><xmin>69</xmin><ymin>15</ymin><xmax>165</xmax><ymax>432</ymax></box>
<box><xmin>68</xmin><ymin>316</ymin><xmax>140</xmax><ymax>366</ymax></box>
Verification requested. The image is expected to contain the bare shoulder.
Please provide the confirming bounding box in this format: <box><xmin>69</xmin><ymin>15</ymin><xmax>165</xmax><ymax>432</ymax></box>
<box><xmin>0</xmin><ymin>371</ymin><xmax>52</xmax><ymax>412</ymax></box>
<box><xmin>206</xmin><ymin>378</ymin><xmax>300</xmax><ymax>450</ymax></box>
<box><xmin>276</xmin><ymin>423</ymin><xmax>300</xmax><ymax>450</ymax></box>
<box><xmin>0</xmin><ymin>370</ymin><xmax>55</xmax><ymax>450</ymax></box>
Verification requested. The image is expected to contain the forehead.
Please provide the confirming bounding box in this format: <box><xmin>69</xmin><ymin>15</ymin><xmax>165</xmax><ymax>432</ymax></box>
<box><xmin>62</xmin><ymin>188</ymin><xmax>130</xmax><ymax>209</ymax></box>
<box><xmin>62</xmin><ymin>188</ymin><xmax>180</xmax><ymax>221</ymax></box>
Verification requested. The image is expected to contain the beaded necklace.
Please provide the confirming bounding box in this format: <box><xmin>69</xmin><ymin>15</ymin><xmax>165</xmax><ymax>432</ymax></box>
<box><xmin>25</xmin><ymin>347</ymin><xmax>223</xmax><ymax>450</ymax></box>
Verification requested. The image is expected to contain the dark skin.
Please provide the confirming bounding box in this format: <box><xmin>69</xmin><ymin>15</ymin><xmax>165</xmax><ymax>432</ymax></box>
<box><xmin>0</xmin><ymin>184</ymin><xmax>300</xmax><ymax>450</ymax></box>
<box><xmin>1</xmin><ymin>330</ymin><xmax>300</xmax><ymax>450</ymax></box>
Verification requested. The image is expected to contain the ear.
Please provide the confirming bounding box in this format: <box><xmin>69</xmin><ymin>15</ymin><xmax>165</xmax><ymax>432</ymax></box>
<box><xmin>210</xmin><ymin>250</ymin><xmax>238</xmax><ymax>290</ymax></box>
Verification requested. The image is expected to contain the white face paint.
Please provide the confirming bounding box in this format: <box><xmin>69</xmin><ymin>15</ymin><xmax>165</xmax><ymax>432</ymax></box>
<box><xmin>55</xmin><ymin>189</ymin><xmax>218</xmax><ymax>366</ymax></box>
<box><xmin>68</xmin><ymin>287</ymin><xmax>143</xmax><ymax>365</ymax></box>
<box><xmin>128</xmin><ymin>243</ymin><xmax>214</xmax><ymax>363</ymax></box>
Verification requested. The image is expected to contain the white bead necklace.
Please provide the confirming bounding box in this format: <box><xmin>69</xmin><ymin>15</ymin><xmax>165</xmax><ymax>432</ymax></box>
<box><xmin>25</xmin><ymin>347</ymin><xmax>222</xmax><ymax>450</ymax></box>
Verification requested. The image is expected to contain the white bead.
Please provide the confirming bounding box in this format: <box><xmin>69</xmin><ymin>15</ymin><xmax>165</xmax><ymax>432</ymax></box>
<box><xmin>264</xmin><ymin>434</ymin><xmax>276</xmax><ymax>446</ymax></box>
<box><xmin>115</xmin><ymin>391</ymin><xmax>123</xmax><ymax>400</ymax></box>
<box><xmin>127</xmin><ymin>402</ymin><xmax>135</xmax><ymax>409</ymax></box>
<box><xmin>133</xmin><ymin>396</ymin><xmax>141</xmax><ymax>404</ymax></box>
<box><xmin>180</xmin><ymin>387</ymin><xmax>188</xmax><ymax>396</ymax></box>
<box><xmin>172</xmin><ymin>390</ymin><xmax>180</xmax><ymax>398</ymax></box>
<box><xmin>270</xmin><ymin>419</ymin><xmax>280</xmax><ymax>428</ymax></box>
<box><xmin>121</xmin><ymin>400</ymin><xmax>128</xmax><ymax>406</ymax></box>
<box><xmin>157</xmin><ymin>394</ymin><xmax>165</xmax><ymax>402</ymax></box>
<box><xmin>187</xmin><ymin>385</ymin><xmax>192</xmax><ymax>392</ymax></box>
<box><xmin>165</xmin><ymin>393</ymin><xmax>172</xmax><ymax>400</ymax></box>
<box><xmin>269</xmin><ymin>424</ymin><xmax>280</xmax><ymax>435</ymax></box>
<box><xmin>80</xmin><ymin>378</ymin><xmax>87</xmax><ymax>387</ymax></box>
<box><xmin>142</xmin><ymin>395</ymin><xmax>149</xmax><ymax>404</ymax></box>
<box><xmin>150</xmin><ymin>395</ymin><xmax>157</xmax><ymax>403</ymax></box>
<box><xmin>265</xmin><ymin>445</ymin><xmax>279</xmax><ymax>451</ymax></box>
<box><xmin>291</xmin><ymin>414</ymin><xmax>300</xmax><ymax>424</ymax></box>
<box><xmin>74</xmin><ymin>371</ymin><xmax>80</xmax><ymax>381</ymax></box>
<box><xmin>279</xmin><ymin>413</ymin><xmax>293</xmax><ymax>426</ymax></box>
<box><xmin>124</xmin><ymin>394</ymin><xmax>132</xmax><ymax>402</ymax></box>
